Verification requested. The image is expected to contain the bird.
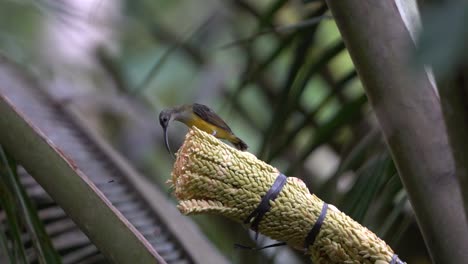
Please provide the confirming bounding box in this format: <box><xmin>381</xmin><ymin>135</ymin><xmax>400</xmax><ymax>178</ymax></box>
<box><xmin>159</xmin><ymin>103</ymin><xmax>248</xmax><ymax>156</ymax></box>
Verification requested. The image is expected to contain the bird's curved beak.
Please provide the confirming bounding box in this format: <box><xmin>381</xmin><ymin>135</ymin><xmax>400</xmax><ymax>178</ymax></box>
<box><xmin>163</xmin><ymin>125</ymin><xmax>175</xmax><ymax>159</ymax></box>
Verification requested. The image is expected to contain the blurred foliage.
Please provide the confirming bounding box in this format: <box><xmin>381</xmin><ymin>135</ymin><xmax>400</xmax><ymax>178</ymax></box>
<box><xmin>0</xmin><ymin>146</ymin><xmax>61</xmax><ymax>263</ymax></box>
<box><xmin>417</xmin><ymin>0</ymin><xmax>468</xmax><ymax>80</ymax></box>
<box><xmin>0</xmin><ymin>0</ymin><xmax>451</xmax><ymax>263</ymax></box>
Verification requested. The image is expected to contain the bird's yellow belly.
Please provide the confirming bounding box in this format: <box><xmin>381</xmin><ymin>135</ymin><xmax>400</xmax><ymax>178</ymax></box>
<box><xmin>186</xmin><ymin>117</ymin><xmax>232</xmax><ymax>140</ymax></box>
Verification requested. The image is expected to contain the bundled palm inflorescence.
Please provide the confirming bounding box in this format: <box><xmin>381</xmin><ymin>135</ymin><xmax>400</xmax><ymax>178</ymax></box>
<box><xmin>170</xmin><ymin>128</ymin><xmax>402</xmax><ymax>264</ymax></box>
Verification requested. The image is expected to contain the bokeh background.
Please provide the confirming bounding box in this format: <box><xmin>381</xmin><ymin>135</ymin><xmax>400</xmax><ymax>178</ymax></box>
<box><xmin>3</xmin><ymin>0</ymin><xmax>466</xmax><ymax>263</ymax></box>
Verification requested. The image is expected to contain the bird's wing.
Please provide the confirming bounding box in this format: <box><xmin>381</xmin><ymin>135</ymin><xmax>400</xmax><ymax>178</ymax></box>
<box><xmin>192</xmin><ymin>103</ymin><xmax>233</xmax><ymax>133</ymax></box>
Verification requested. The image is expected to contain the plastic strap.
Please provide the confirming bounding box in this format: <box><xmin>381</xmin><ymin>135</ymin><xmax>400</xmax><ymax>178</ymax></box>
<box><xmin>244</xmin><ymin>172</ymin><xmax>287</xmax><ymax>239</ymax></box>
<box><xmin>303</xmin><ymin>202</ymin><xmax>328</xmax><ymax>250</ymax></box>
<box><xmin>234</xmin><ymin>242</ymin><xmax>287</xmax><ymax>251</ymax></box>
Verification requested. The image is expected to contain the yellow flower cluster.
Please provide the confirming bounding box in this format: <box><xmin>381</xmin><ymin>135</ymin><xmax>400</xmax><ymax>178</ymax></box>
<box><xmin>171</xmin><ymin>128</ymin><xmax>397</xmax><ymax>264</ymax></box>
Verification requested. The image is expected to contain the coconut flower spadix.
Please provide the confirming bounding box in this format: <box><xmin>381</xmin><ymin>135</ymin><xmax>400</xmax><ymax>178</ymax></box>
<box><xmin>171</xmin><ymin>128</ymin><xmax>403</xmax><ymax>264</ymax></box>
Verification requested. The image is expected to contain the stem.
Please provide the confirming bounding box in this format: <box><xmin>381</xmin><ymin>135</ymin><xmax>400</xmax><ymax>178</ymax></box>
<box><xmin>325</xmin><ymin>0</ymin><xmax>468</xmax><ymax>263</ymax></box>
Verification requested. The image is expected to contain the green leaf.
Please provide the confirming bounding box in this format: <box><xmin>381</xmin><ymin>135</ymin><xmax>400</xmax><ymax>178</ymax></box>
<box><xmin>339</xmin><ymin>152</ymin><xmax>395</xmax><ymax>222</ymax></box>
<box><xmin>0</xmin><ymin>220</ymin><xmax>14</xmax><ymax>262</ymax></box>
<box><xmin>286</xmin><ymin>93</ymin><xmax>367</xmax><ymax>175</ymax></box>
<box><xmin>269</xmin><ymin>69</ymin><xmax>358</xmax><ymax>161</ymax></box>
<box><xmin>379</xmin><ymin>189</ymin><xmax>408</xmax><ymax>240</ymax></box>
<box><xmin>0</xmin><ymin>146</ymin><xmax>62</xmax><ymax>263</ymax></box>
<box><xmin>258</xmin><ymin>4</ymin><xmax>330</xmax><ymax>159</ymax></box>
<box><xmin>318</xmin><ymin>128</ymin><xmax>381</xmax><ymax>202</ymax></box>
<box><xmin>133</xmin><ymin>14</ymin><xmax>215</xmax><ymax>95</ymax></box>
<box><xmin>0</xmin><ymin>149</ymin><xmax>29</xmax><ymax>264</ymax></box>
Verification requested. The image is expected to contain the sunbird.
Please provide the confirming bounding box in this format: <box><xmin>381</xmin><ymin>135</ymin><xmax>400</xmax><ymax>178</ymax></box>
<box><xmin>159</xmin><ymin>104</ymin><xmax>248</xmax><ymax>155</ymax></box>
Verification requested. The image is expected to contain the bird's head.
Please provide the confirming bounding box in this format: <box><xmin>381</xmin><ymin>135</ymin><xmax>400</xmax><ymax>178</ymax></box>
<box><xmin>159</xmin><ymin>109</ymin><xmax>176</xmax><ymax>158</ymax></box>
<box><xmin>159</xmin><ymin>109</ymin><xmax>173</xmax><ymax>130</ymax></box>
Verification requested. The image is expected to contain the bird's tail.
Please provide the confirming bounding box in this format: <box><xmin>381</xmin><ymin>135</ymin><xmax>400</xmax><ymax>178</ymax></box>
<box><xmin>233</xmin><ymin>137</ymin><xmax>248</xmax><ymax>151</ymax></box>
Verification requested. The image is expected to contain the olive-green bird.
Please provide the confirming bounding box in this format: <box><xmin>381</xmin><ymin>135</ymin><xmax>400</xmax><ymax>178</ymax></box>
<box><xmin>159</xmin><ymin>103</ymin><xmax>248</xmax><ymax>155</ymax></box>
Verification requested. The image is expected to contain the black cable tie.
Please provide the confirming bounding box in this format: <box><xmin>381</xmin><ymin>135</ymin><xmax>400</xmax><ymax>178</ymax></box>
<box><xmin>303</xmin><ymin>202</ymin><xmax>328</xmax><ymax>251</ymax></box>
<box><xmin>244</xmin><ymin>172</ymin><xmax>288</xmax><ymax>239</ymax></box>
<box><xmin>390</xmin><ymin>254</ymin><xmax>405</xmax><ymax>264</ymax></box>
<box><xmin>234</xmin><ymin>242</ymin><xmax>287</xmax><ymax>251</ymax></box>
